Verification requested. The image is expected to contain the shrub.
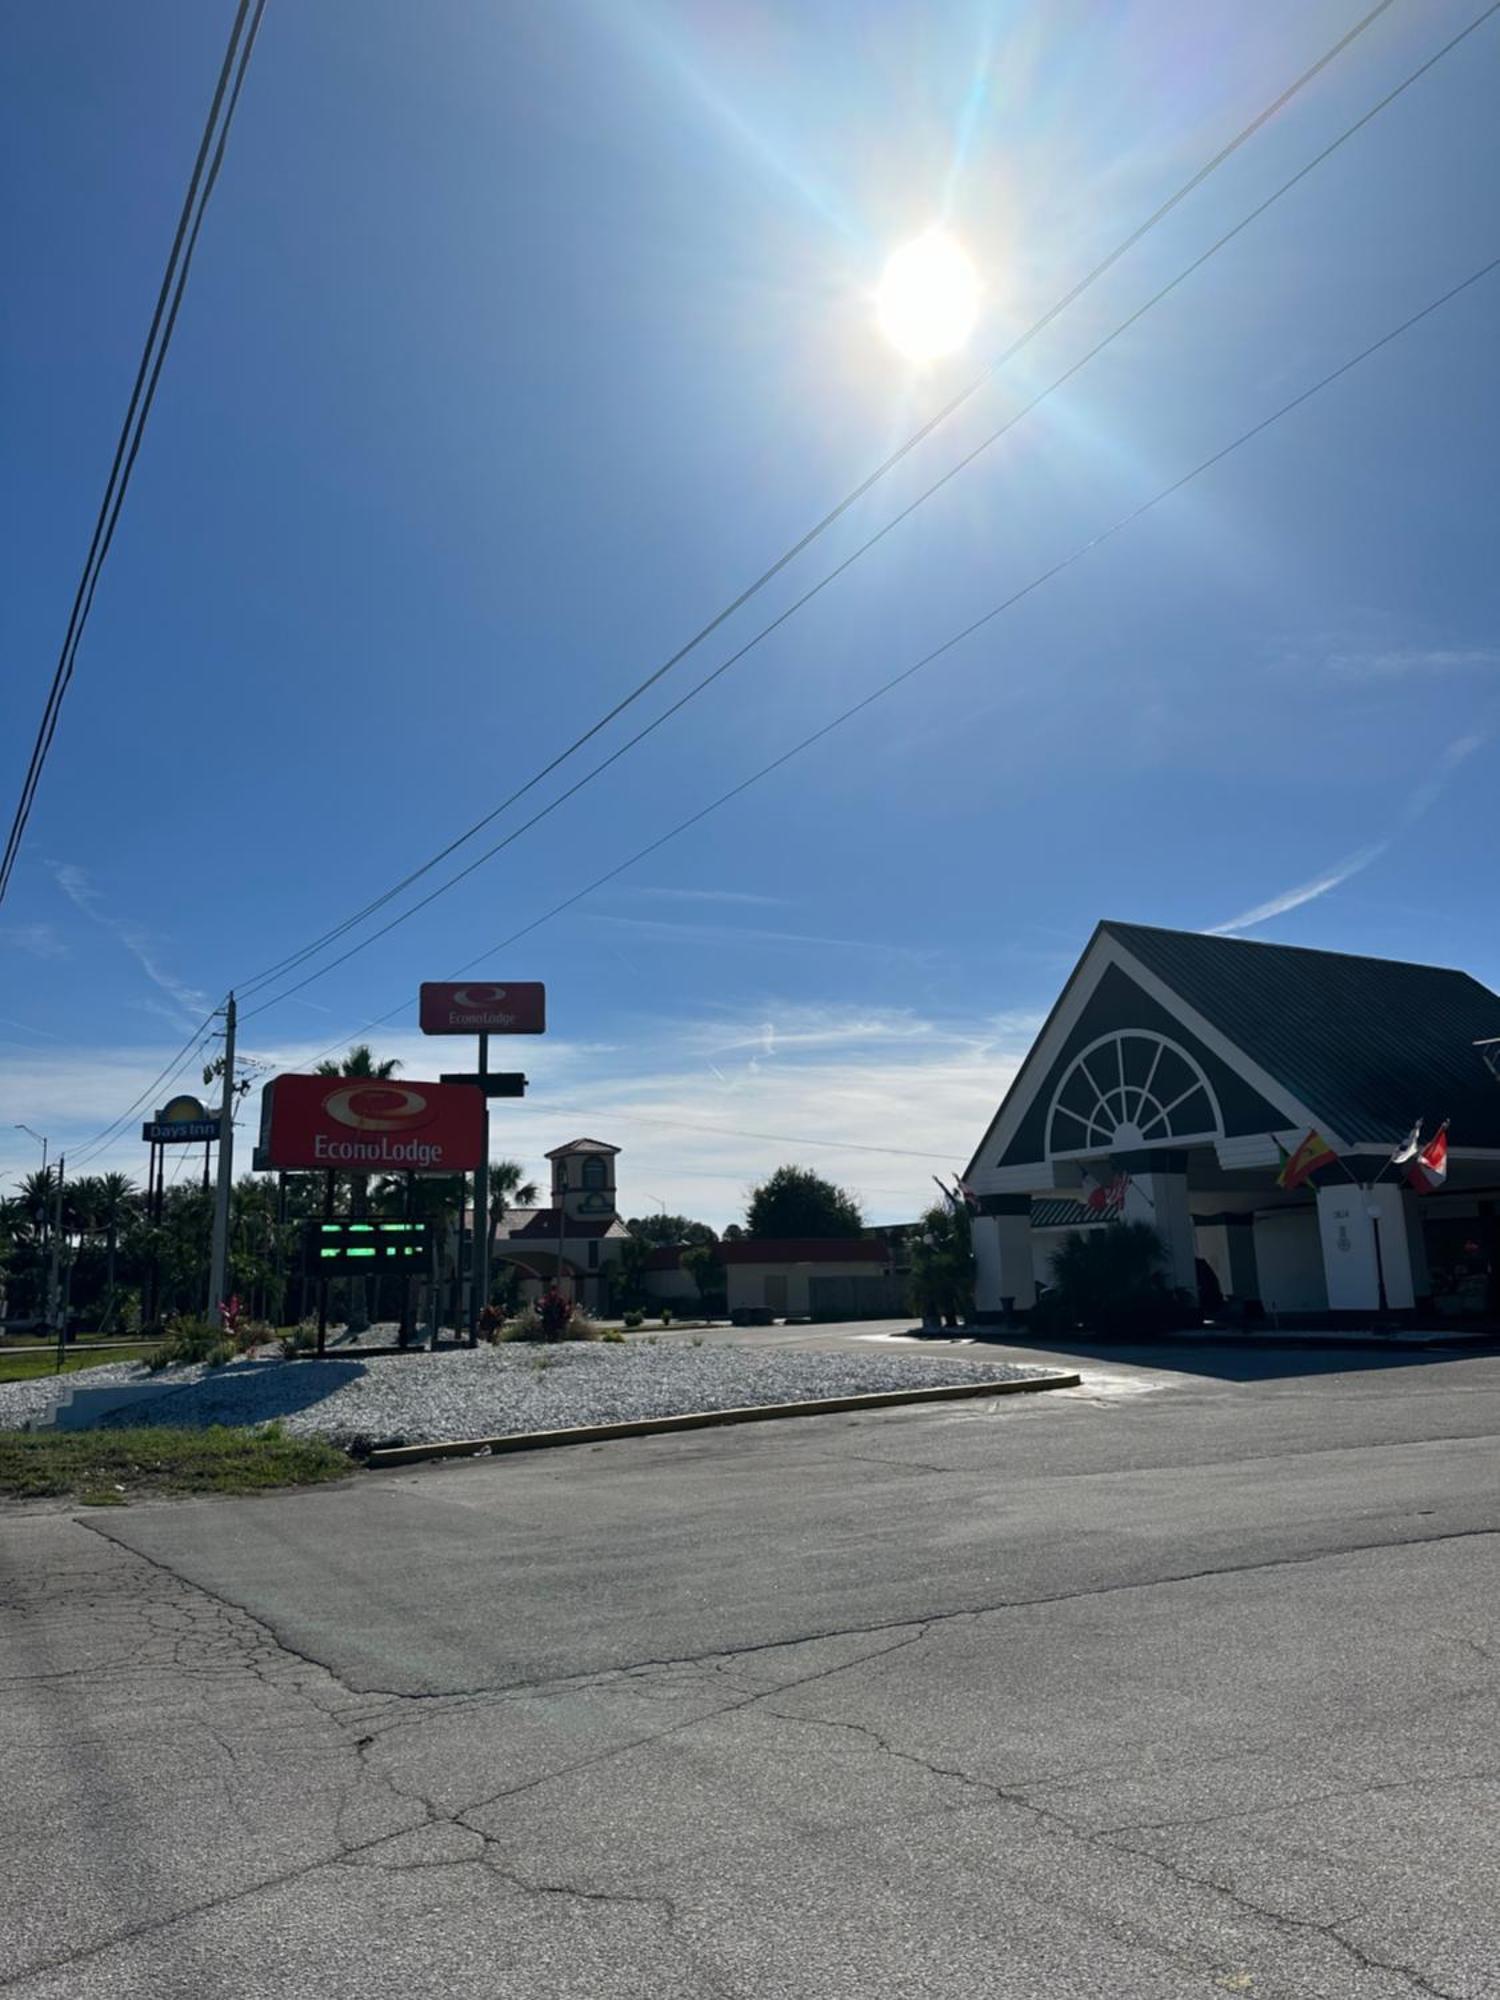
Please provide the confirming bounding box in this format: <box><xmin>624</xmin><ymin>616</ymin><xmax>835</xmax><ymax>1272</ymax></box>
<box><xmin>1046</xmin><ymin>1222</ymin><xmax>1197</xmax><ymax>1336</ymax></box>
<box><xmin>280</xmin><ymin>1319</ymin><xmax>319</xmax><ymax>1359</ymax></box>
<box><xmin>146</xmin><ymin>1316</ymin><xmax>236</xmax><ymax>1372</ymax></box>
<box><xmin>499</xmin><ymin>1304</ymin><xmax>602</xmax><ymax>1343</ymax></box>
<box><xmin>659</xmin><ymin>1306</ymin><xmax>673</xmax><ymax>1327</ymax></box>
<box><xmin>622</xmin><ymin>1309</ymin><xmax>644</xmax><ymax>1329</ymax></box>
<box><xmin>232</xmin><ymin>1318</ymin><xmax>275</xmax><ymax>1357</ymax></box>
<box><xmin>601</xmin><ymin>1327</ymin><xmax>625</xmax><ymax>1343</ymax></box>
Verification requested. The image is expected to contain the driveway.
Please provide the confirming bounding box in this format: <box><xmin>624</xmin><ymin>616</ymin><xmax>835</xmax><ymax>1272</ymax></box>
<box><xmin>3</xmin><ymin>1342</ymin><xmax>1497</xmax><ymax>1996</ymax></box>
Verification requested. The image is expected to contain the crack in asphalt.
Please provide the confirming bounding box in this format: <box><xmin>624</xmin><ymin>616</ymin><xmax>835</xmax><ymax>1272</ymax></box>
<box><xmin>753</xmin><ymin>1701</ymin><xmax>1471</xmax><ymax>1999</ymax></box>
<box><xmin>1093</xmin><ymin>1763</ymin><xmax>1500</xmax><ymax>1838</ymax></box>
<box><xmin>5</xmin><ymin>1500</ymin><xmax>1492</xmax><ymax>1994</ymax></box>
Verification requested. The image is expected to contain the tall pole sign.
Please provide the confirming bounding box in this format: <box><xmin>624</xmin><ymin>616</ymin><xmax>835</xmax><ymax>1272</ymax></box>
<box><xmin>419</xmin><ymin>982</ymin><xmax>543</xmax><ymax>1339</ymax></box>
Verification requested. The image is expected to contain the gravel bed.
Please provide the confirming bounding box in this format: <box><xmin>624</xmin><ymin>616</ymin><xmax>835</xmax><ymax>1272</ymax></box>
<box><xmin>0</xmin><ymin>1344</ymin><xmax>1064</xmax><ymax>1447</ymax></box>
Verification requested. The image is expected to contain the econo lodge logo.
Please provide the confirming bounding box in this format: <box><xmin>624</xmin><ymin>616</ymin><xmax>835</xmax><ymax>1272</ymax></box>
<box><xmin>324</xmin><ymin>1084</ymin><xmax>437</xmax><ymax>1134</ymax></box>
<box><xmin>313</xmin><ymin>1082</ymin><xmax>445</xmax><ymax>1167</ymax></box>
<box><xmin>449</xmin><ymin>984</ymin><xmax>508</xmax><ymax>1008</ymax></box>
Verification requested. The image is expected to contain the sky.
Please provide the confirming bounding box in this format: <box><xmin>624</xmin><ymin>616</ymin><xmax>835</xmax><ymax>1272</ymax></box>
<box><xmin>2</xmin><ymin>0</ymin><xmax>1497</xmax><ymax>1226</ymax></box>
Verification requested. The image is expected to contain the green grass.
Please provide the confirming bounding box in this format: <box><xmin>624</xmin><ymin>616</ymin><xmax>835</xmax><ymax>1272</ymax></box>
<box><xmin>0</xmin><ymin>1343</ymin><xmax>158</xmax><ymax>1385</ymax></box>
<box><xmin>0</xmin><ymin>1425</ymin><xmax>352</xmax><ymax>1502</ymax></box>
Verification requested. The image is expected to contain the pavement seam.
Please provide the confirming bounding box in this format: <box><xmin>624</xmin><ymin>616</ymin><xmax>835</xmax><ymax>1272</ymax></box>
<box><xmin>73</xmin><ymin>1513</ymin><xmax>1500</xmax><ymax>1707</ymax></box>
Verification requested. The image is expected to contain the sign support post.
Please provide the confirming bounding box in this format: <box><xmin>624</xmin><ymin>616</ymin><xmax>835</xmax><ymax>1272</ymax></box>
<box><xmin>207</xmin><ymin>993</ymin><xmax>237</xmax><ymax>1320</ymax></box>
<box><xmin>415</xmin><ymin>983</ymin><xmax>545</xmax><ymax>1341</ymax></box>
<box><xmin>471</xmin><ymin>1032</ymin><xmax>490</xmax><ymax>1341</ymax></box>
<box><xmin>317</xmin><ymin>1170</ymin><xmax>334</xmax><ymax>1355</ymax></box>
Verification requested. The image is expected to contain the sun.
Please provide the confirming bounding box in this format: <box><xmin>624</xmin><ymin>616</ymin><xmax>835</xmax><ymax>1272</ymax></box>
<box><xmin>876</xmin><ymin>230</ymin><xmax>981</xmax><ymax>363</ymax></box>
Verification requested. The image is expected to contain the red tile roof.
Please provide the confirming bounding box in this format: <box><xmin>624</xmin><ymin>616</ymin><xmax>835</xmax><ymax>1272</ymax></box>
<box><xmin>507</xmin><ymin>1210</ymin><xmax>616</xmax><ymax>1239</ymax></box>
<box><xmin>720</xmin><ymin>1238</ymin><xmax>889</xmax><ymax>1265</ymax></box>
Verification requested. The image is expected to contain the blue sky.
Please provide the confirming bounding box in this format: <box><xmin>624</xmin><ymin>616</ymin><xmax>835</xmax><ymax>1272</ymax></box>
<box><xmin>3</xmin><ymin>0</ymin><xmax>1497</xmax><ymax>1224</ymax></box>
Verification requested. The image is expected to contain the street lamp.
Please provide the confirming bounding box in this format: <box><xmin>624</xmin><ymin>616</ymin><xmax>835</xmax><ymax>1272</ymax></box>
<box><xmin>13</xmin><ymin>1127</ymin><xmax>56</xmax><ymax>1338</ymax></box>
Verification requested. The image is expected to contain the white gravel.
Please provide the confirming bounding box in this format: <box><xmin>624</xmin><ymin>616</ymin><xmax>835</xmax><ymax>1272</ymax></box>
<box><xmin>1</xmin><ymin>1342</ymin><xmax>1063</xmax><ymax>1447</ymax></box>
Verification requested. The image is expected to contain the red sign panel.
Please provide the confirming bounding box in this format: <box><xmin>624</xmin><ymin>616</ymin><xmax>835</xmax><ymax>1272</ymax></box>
<box><xmin>258</xmin><ymin>1075</ymin><xmax>485</xmax><ymax>1174</ymax></box>
<box><xmin>419</xmin><ymin>981</ymin><xmax>546</xmax><ymax>1036</ymax></box>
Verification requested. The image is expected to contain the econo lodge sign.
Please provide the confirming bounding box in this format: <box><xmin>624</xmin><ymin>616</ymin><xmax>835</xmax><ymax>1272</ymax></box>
<box><xmin>258</xmin><ymin>1075</ymin><xmax>485</xmax><ymax>1173</ymax></box>
<box><xmin>419</xmin><ymin>981</ymin><xmax>546</xmax><ymax>1035</ymax></box>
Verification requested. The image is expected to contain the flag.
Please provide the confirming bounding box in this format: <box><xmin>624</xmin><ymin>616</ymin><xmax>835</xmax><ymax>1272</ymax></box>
<box><xmin>1406</xmin><ymin>1121</ymin><xmax>1449</xmax><ymax>1193</ymax></box>
<box><xmin>1390</xmin><ymin>1122</ymin><xmax>1422</xmax><ymax>1167</ymax></box>
<box><xmin>953</xmin><ymin>1177</ymin><xmax>981</xmax><ymax>1214</ymax></box>
<box><xmin>1276</xmin><ymin>1129</ymin><xmax>1337</xmax><ymax>1190</ymax></box>
<box><xmin>1083</xmin><ymin>1170</ymin><xmax>1129</xmax><ymax>1216</ymax></box>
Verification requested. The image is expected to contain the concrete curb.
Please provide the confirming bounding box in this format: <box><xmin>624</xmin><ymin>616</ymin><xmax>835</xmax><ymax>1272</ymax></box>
<box><xmin>365</xmin><ymin>1370</ymin><xmax>1082</xmax><ymax>1469</ymax></box>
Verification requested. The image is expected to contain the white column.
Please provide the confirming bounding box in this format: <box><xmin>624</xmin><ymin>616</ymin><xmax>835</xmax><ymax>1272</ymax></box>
<box><xmin>1121</xmin><ymin>1170</ymin><xmax>1196</xmax><ymax>1295</ymax></box>
<box><xmin>1316</xmin><ymin>1182</ymin><xmax>1421</xmax><ymax>1313</ymax></box>
<box><xmin>971</xmin><ymin>1206</ymin><xmax>1035</xmax><ymax>1319</ymax></box>
<box><xmin>1223</xmin><ymin>1217</ymin><xmax>1260</xmax><ymax>1303</ymax></box>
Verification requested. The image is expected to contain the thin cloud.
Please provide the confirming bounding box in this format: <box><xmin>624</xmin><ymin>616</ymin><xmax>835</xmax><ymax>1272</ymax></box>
<box><xmin>48</xmin><ymin>861</ymin><xmax>209</xmax><ymax>1021</ymax></box>
<box><xmin>0</xmin><ymin>1015</ymin><xmax>62</xmax><ymax>1041</ymax></box>
<box><xmin>621</xmin><ymin>886</ymin><xmax>788</xmax><ymax>907</ymax></box>
<box><xmin>0</xmin><ymin>923</ymin><xmax>66</xmax><ymax>959</ymax></box>
<box><xmin>9</xmin><ymin>1001</ymin><xmax>1035</xmax><ymax>1224</ymax></box>
<box><xmin>1329</xmin><ymin>646</ymin><xmax>1500</xmax><ymax>680</ymax></box>
<box><xmin>585</xmin><ymin>913</ymin><xmax>931</xmax><ymax>961</ymax></box>
<box><xmin>1209</xmin><ymin>731</ymin><xmax>1486</xmax><ymax>937</ymax></box>
<box><xmin>1209</xmin><ymin>844</ymin><xmax>1388</xmax><ymax>936</ymax></box>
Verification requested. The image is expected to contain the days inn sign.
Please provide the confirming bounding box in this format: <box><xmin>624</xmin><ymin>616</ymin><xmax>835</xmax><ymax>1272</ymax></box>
<box><xmin>142</xmin><ymin>1094</ymin><xmax>221</xmax><ymax>1145</ymax></box>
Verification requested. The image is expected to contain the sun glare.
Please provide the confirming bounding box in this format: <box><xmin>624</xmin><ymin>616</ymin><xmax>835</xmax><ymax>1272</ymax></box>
<box><xmin>876</xmin><ymin>231</ymin><xmax>980</xmax><ymax>363</ymax></box>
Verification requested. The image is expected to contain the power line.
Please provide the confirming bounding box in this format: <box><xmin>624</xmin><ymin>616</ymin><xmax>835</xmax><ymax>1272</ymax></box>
<box><xmin>502</xmin><ymin>1102</ymin><xmax>959</xmax><ymax>1162</ymax></box>
<box><xmin>237</xmin><ymin>0</ymin><xmax>1495</xmax><ymax>1022</ymax></box>
<box><xmin>286</xmin><ymin>250</ymin><xmax>1499</xmax><ymax>1075</ymax></box>
<box><xmin>0</xmin><ymin>0</ymin><xmax>268</xmax><ymax>907</ymax></box>
<box><xmin>65</xmin><ymin>1013</ymin><xmax>220</xmax><ymax>1171</ymax></box>
<box><xmin>233</xmin><ymin>0</ymin><xmax>1402</xmax><ymax>998</ymax></box>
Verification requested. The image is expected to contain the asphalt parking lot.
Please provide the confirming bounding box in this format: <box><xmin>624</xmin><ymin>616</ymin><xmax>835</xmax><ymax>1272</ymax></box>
<box><xmin>4</xmin><ymin>1330</ymin><xmax>1497</xmax><ymax>1998</ymax></box>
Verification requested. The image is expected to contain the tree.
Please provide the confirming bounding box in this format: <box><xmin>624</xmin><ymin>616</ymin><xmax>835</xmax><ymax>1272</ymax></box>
<box><xmin>625</xmin><ymin>1214</ymin><xmax>717</xmax><ymax>1248</ymax></box>
<box><xmin>314</xmin><ymin>1046</ymin><xmax>402</xmax><ymax>1330</ymax></box>
<box><xmin>485</xmin><ymin>1159</ymin><xmax>539</xmax><ymax>1291</ymax></box>
<box><xmin>745</xmin><ymin>1165</ymin><xmax>863</xmax><ymax>1240</ymax></box>
<box><xmin>614</xmin><ymin>1232</ymin><xmax>651</xmax><ymax>1310</ymax></box>
<box><xmin>680</xmin><ymin>1240</ymin><xmax>725</xmax><ymax>1310</ymax></box>
<box><xmin>909</xmin><ymin>1203</ymin><xmax>974</xmax><ymax>1328</ymax></box>
<box><xmin>89</xmin><ymin>1172</ymin><xmax>139</xmax><ymax>1327</ymax></box>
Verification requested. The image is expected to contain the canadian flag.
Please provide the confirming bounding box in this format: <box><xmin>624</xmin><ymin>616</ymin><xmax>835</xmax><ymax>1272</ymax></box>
<box><xmin>1406</xmin><ymin>1122</ymin><xmax>1449</xmax><ymax>1193</ymax></box>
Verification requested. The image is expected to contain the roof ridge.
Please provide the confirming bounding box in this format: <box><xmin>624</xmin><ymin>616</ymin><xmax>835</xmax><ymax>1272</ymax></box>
<box><xmin>1100</xmin><ymin>918</ymin><xmax>1475</xmax><ymax>983</ymax></box>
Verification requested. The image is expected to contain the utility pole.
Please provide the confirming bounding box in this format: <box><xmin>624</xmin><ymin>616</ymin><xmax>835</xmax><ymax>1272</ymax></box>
<box><xmin>50</xmin><ymin>1155</ymin><xmax>65</xmax><ymax>1372</ymax></box>
<box><xmin>207</xmin><ymin>993</ymin><xmax>237</xmax><ymax>1319</ymax></box>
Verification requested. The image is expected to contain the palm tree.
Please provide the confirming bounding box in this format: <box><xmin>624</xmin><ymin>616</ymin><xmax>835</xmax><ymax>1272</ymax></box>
<box><xmin>314</xmin><ymin>1046</ymin><xmax>401</xmax><ymax>1331</ymax></box>
<box><xmin>485</xmin><ymin>1158</ymin><xmax>539</xmax><ymax>1280</ymax></box>
<box><xmin>0</xmin><ymin>1194</ymin><xmax>39</xmax><ymax>1318</ymax></box>
<box><xmin>18</xmin><ymin>1166</ymin><xmax>58</xmax><ymax>1235</ymax></box>
<box><xmin>93</xmin><ymin>1173</ymin><xmax>139</xmax><ymax>1314</ymax></box>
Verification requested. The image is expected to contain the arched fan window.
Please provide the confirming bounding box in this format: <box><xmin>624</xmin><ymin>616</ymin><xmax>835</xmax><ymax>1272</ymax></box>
<box><xmin>1046</xmin><ymin>1032</ymin><xmax>1221</xmax><ymax>1158</ymax></box>
<box><xmin>581</xmin><ymin>1154</ymin><xmax>608</xmax><ymax>1192</ymax></box>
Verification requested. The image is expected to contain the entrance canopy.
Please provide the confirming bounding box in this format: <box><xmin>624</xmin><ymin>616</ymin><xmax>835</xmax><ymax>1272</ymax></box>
<box><xmin>964</xmin><ymin>922</ymin><xmax>1500</xmax><ymax>1322</ymax></box>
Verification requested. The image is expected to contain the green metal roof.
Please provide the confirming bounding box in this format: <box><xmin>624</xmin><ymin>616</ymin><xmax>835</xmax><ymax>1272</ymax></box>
<box><xmin>1103</xmin><ymin>921</ymin><xmax>1500</xmax><ymax>1149</ymax></box>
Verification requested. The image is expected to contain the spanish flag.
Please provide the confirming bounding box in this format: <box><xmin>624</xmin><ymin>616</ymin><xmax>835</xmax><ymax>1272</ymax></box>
<box><xmin>1276</xmin><ymin>1129</ymin><xmax>1337</xmax><ymax>1190</ymax></box>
